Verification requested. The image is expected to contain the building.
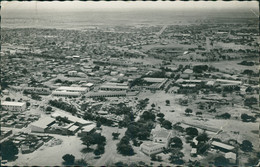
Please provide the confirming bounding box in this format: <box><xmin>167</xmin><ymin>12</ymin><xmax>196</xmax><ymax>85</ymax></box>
<box><xmin>86</xmin><ymin>91</ymin><xmax>127</xmax><ymax>98</ymax></box>
<box><xmin>216</xmin><ymin>79</ymin><xmax>242</xmax><ymax>86</ymax></box>
<box><xmin>143</xmin><ymin>78</ymin><xmax>168</xmax><ymax>90</ymax></box>
<box><xmin>9</xmin><ymin>86</ymin><xmax>51</xmax><ymax>95</ymax></box>
<box><xmin>211</xmin><ymin>141</ymin><xmax>235</xmax><ymax>152</ymax></box>
<box><xmin>1</xmin><ymin>101</ymin><xmax>26</xmax><ymax>112</ymax></box>
<box><xmin>153</xmin><ymin>129</ymin><xmax>172</xmax><ymax>148</ymax></box>
<box><xmin>78</xmin><ymin>124</ymin><xmax>96</xmax><ymax>137</ymax></box>
<box><xmin>52</xmin><ymin>91</ymin><xmax>81</xmax><ymax>97</ymax></box>
<box><xmin>30</xmin><ymin>117</ymin><xmax>56</xmax><ymax>133</ymax></box>
<box><xmin>140</xmin><ymin>142</ymin><xmax>166</xmax><ymax>156</ymax></box>
<box><xmin>225</xmin><ymin>152</ymin><xmax>236</xmax><ymax>164</ymax></box>
<box><xmin>100</xmin><ymin>82</ymin><xmax>129</xmax><ymax>91</ymax></box>
<box><xmin>56</xmin><ymin>86</ymin><xmax>88</xmax><ymax>93</ymax></box>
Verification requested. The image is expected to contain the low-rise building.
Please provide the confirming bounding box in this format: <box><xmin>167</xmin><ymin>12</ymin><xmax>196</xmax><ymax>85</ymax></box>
<box><xmin>211</xmin><ymin>141</ymin><xmax>235</xmax><ymax>152</ymax></box>
<box><xmin>1</xmin><ymin>101</ymin><xmax>26</xmax><ymax>112</ymax></box>
<box><xmin>30</xmin><ymin>117</ymin><xmax>56</xmax><ymax>133</ymax></box>
<box><xmin>140</xmin><ymin>142</ymin><xmax>165</xmax><ymax>156</ymax></box>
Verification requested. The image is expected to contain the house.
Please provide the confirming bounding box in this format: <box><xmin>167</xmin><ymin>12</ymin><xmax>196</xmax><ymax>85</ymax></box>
<box><xmin>56</xmin><ymin>86</ymin><xmax>88</xmax><ymax>93</ymax></box>
<box><xmin>30</xmin><ymin>117</ymin><xmax>56</xmax><ymax>133</ymax></box>
<box><xmin>140</xmin><ymin>142</ymin><xmax>166</xmax><ymax>156</ymax></box>
<box><xmin>225</xmin><ymin>152</ymin><xmax>236</xmax><ymax>164</ymax></box>
<box><xmin>1</xmin><ymin>101</ymin><xmax>26</xmax><ymax>112</ymax></box>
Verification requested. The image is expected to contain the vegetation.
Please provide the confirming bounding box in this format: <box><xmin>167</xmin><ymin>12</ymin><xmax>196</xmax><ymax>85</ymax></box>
<box><xmin>62</xmin><ymin>154</ymin><xmax>75</xmax><ymax>165</ymax></box>
<box><xmin>241</xmin><ymin>113</ymin><xmax>256</xmax><ymax>122</ymax></box>
<box><xmin>214</xmin><ymin>156</ymin><xmax>229</xmax><ymax>166</ymax></box>
<box><xmin>1</xmin><ymin>140</ymin><xmax>19</xmax><ymax>160</ymax></box>
<box><xmin>117</xmin><ymin>136</ymin><xmax>135</xmax><ymax>156</ymax></box>
<box><xmin>170</xmin><ymin>137</ymin><xmax>183</xmax><ymax>149</ymax></box>
<box><xmin>216</xmin><ymin>113</ymin><xmax>231</xmax><ymax>119</ymax></box>
<box><xmin>186</xmin><ymin>127</ymin><xmax>199</xmax><ymax>137</ymax></box>
<box><xmin>161</xmin><ymin>120</ymin><xmax>172</xmax><ymax>130</ymax></box>
<box><xmin>244</xmin><ymin>97</ymin><xmax>258</xmax><ymax>107</ymax></box>
<box><xmin>49</xmin><ymin>99</ymin><xmax>77</xmax><ymax>115</ymax></box>
<box><xmin>185</xmin><ymin>108</ymin><xmax>193</xmax><ymax>115</ymax></box>
<box><xmin>169</xmin><ymin>149</ymin><xmax>184</xmax><ymax>165</ymax></box>
<box><xmin>240</xmin><ymin>140</ymin><xmax>253</xmax><ymax>152</ymax></box>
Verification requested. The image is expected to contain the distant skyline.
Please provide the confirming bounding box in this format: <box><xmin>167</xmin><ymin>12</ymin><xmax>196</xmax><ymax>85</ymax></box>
<box><xmin>1</xmin><ymin>1</ymin><xmax>259</xmax><ymax>12</ymax></box>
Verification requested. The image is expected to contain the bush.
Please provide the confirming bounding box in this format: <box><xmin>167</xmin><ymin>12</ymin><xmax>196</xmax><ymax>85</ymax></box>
<box><xmin>241</xmin><ymin>113</ymin><xmax>256</xmax><ymax>122</ymax></box>
<box><xmin>216</xmin><ymin>113</ymin><xmax>231</xmax><ymax>119</ymax></box>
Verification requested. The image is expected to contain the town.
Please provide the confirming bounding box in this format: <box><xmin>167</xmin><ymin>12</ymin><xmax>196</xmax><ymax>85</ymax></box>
<box><xmin>1</xmin><ymin>5</ymin><xmax>260</xmax><ymax>167</ymax></box>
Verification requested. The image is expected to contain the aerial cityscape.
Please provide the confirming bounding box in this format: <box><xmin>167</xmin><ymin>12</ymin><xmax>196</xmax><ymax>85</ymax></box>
<box><xmin>0</xmin><ymin>1</ymin><xmax>259</xmax><ymax>166</ymax></box>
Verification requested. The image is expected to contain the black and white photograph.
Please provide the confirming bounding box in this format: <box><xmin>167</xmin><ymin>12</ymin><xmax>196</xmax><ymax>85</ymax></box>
<box><xmin>0</xmin><ymin>1</ymin><xmax>259</xmax><ymax>166</ymax></box>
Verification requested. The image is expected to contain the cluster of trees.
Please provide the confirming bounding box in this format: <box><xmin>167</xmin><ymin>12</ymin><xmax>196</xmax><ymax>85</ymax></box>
<box><xmin>117</xmin><ymin>136</ymin><xmax>135</xmax><ymax>156</ymax></box>
<box><xmin>130</xmin><ymin>78</ymin><xmax>149</xmax><ymax>87</ymax></box>
<box><xmin>244</xmin><ymin>97</ymin><xmax>258</xmax><ymax>107</ymax></box>
<box><xmin>1</xmin><ymin>140</ymin><xmax>19</xmax><ymax>160</ymax></box>
<box><xmin>81</xmin><ymin>132</ymin><xmax>106</xmax><ymax>156</ymax></box>
<box><xmin>125</xmin><ymin>121</ymin><xmax>153</xmax><ymax>140</ymax></box>
<box><xmin>241</xmin><ymin>113</ymin><xmax>256</xmax><ymax>122</ymax></box>
<box><xmin>62</xmin><ymin>154</ymin><xmax>87</xmax><ymax>166</ymax></box>
<box><xmin>137</xmin><ymin>98</ymin><xmax>150</xmax><ymax>110</ymax></box>
<box><xmin>110</xmin><ymin>103</ymin><xmax>132</xmax><ymax>115</ymax></box>
<box><xmin>216</xmin><ymin>113</ymin><xmax>231</xmax><ymax>119</ymax></box>
<box><xmin>49</xmin><ymin>99</ymin><xmax>77</xmax><ymax>115</ymax></box>
<box><xmin>151</xmin><ymin>154</ymin><xmax>162</xmax><ymax>162</ymax></box>
<box><xmin>193</xmin><ymin>65</ymin><xmax>208</xmax><ymax>73</ymax></box>
<box><xmin>169</xmin><ymin>148</ymin><xmax>184</xmax><ymax>165</ymax></box>
<box><xmin>238</xmin><ymin>60</ymin><xmax>254</xmax><ymax>66</ymax></box>
<box><xmin>31</xmin><ymin>93</ymin><xmax>42</xmax><ymax>101</ymax></box>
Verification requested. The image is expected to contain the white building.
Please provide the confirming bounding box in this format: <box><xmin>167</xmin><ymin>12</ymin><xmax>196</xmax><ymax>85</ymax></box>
<box><xmin>56</xmin><ymin>86</ymin><xmax>88</xmax><ymax>93</ymax></box>
<box><xmin>1</xmin><ymin>101</ymin><xmax>26</xmax><ymax>112</ymax></box>
<box><xmin>140</xmin><ymin>142</ymin><xmax>165</xmax><ymax>156</ymax></box>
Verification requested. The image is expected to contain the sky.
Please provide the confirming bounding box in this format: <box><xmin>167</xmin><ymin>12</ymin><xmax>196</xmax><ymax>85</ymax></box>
<box><xmin>1</xmin><ymin>1</ymin><xmax>259</xmax><ymax>12</ymax></box>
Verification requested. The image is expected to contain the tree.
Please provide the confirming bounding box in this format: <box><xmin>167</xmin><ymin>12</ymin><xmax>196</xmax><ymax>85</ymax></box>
<box><xmin>162</xmin><ymin>120</ymin><xmax>172</xmax><ymax>130</ymax></box>
<box><xmin>216</xmin><ymin>113</ymin><xmax>231</xmax><ymax>119</ymax></box>
<box><xmin>186</xmin><ymin>127</ymin><xmax>199</xmax><ymax>136</ymax></box>
<box><xmin>112</xmin><ymin>132</ymin><xmax>120</xmax><ymax>140</ymax></box>
<box><xmin>5</xmin><ymin>97</ymin><xmax>11</xmax><ymax>101</ymax></box>
<box><xmin>166</xmin><ymin>100</ymin><xmax>170</xmax><ymax>106</ymax></box>
<box><xmin>241</xmin><ymin>113</ymin><xmax>256</xmax><ymax>122</ymax></box>
<box><xmin>169</xmin><ymin>149</ymin><xmax>184</xmax><ymax>165</ymax></box>
<box><xmin>46</xmin><ymin>106</ymin><xmax>52</xmax><ymax>112</ymax></box>
<box><xmin>151</xmin><ymin>154</ymin><xmax>157</xmax><ymax>161</ymax></box>
<box><xmin>241</xmin><ymin>140</ymin><xmax>253</xmax><ymax>152</ymax></box>
<box><xmin>74</xmin><ymin>159</ymin><xmax>88</xmax><ymax>166</ymax></box>
<box><xmin>62</xmin><ymin>154</ymin><xmax>75</xmax><ymax>165</ymax></box>
<box><xmin>196</xmin><ymin>133</ymin><xmax>209</xmax><ymax>143</ymax></box>
<box><xmin>214</xmin><ymin>156</ymin><xmax>229</xmax><ymax>166</ymax></box>
<box><xmin>26</xmin><ymin>102</ymin><xmax>31</xmax><ymax>107</ymax></box>
<box><xmin>151</xmin><ymin>103</ymin><xmax>156</xmax><ymax>108</ymax></box>
<box><xmin>196</xmin><ymin>112</ymin><xmax>202</xmax><ymax>116</ymax></box>
<box><xmin>1</xmin><ymin>140</ymin><xmax>19</xmax><ymax>160</ymax></box>
<box><xmin>185</xmin><ymin>108</ymin><xmax>193</xmax><ymax>115</ymax></box>
<box><xmin>157</xmin><ymin>113</ymin><xmax>165</xmax><ymax>118</ymax></box>
<box><xmin>22</xmin><ymin>68</ymin><xmax>28</xmax><ymax>74</ymax></box>
<box><xmin>244</xmin><ymin>97</ymin><xmax>258</xmax><ymax>107</ymax></box>
<box><xmin>117</xmin><ymin>136</ymin><xmax>134</xmax><ymax>156</ymax></box>
<box><xmin>170</xmin><ymin>137</ymin><xmax>183</xmax><ymax>149</ymax></box>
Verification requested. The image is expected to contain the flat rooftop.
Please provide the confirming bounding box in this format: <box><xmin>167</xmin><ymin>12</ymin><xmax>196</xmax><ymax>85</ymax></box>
<box><xmin>1</xmin><ymin>101</ymin><xmax>26</xmax><ymax>107</ymax></box>
<box><xmin>56</xmin><ymin>86</ymin><xmax>87</xmax><ymax>92</ymax></box>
